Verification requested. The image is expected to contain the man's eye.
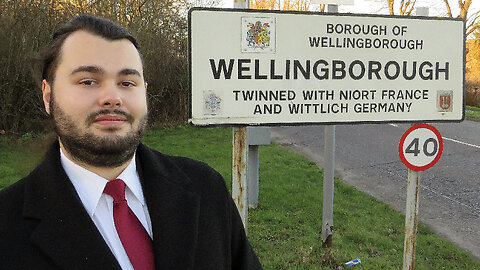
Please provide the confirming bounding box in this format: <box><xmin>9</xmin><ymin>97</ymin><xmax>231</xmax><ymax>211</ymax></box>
<box><xmin>79</xmin><ymin>80</ymin><xmax>96</xmax><ymax>86</ymax></box>
<box><xmin>121</xmin><ymin>81</ymin><xmax>135</xmax><ymax>87</ymax></box>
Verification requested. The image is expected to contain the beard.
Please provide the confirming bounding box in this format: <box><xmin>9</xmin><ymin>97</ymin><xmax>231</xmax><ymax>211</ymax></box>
<box><xmin>50</xmin><ymin>97</ymin><xmax>148</xmax><ymax>168</ymax></box>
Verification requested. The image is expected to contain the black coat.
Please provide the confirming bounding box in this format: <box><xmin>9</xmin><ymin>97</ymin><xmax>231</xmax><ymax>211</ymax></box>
<box><xmin>0</xmin><ymin>142</ymin><xmax>262</xmax><ymax>269</ymax></box>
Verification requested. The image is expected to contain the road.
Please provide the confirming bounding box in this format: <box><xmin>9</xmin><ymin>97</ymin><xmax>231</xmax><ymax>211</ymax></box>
<box><xmin>271</xmin><ymin>120</ymin><xmax>480</xmax><ymax>261</ymax></box>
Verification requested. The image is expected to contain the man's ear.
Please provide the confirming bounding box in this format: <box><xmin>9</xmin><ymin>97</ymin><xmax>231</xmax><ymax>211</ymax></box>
<box><xmin>145</xmin><ymin>82</ymin><xmax>148</xmax><ymax>90</ymax></box>
<box><xmin>42</xmin><ymin>79</ymin><xmax>52</xmax><ymax>115</ymax></box>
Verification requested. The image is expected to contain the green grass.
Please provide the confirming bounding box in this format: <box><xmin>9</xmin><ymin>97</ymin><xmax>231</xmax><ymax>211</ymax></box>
<box><xmin>466</xmin><ymin>105</ymin><xmax>480</xmax><ymax>112</ymax></box>
<box><xmin>0</xmin><ymin>134</ymin><xmax>54</xmax><ymax>189</ymax></box>
<box><xmin>1</xmin><ymin>126</ymin><xmax>479</xmax><ymax>269</ymax></box>
<box><xmin>466</xmin><ymin>105</ymin><xmax>480</xmax><ymax>120</ymax></box>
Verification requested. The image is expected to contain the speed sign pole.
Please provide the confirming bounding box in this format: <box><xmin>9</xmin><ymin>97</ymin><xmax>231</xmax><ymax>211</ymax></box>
<box><xmin>399</xmin><ymin>124</ymin><xmax>443</xmax><ymax>270</ymax></box>
<box><xmin>403</xmin><ymin>168</ymin><xmax>421</xmax><ymax>270</ymax></box>
<box><xmin>401</xmin><ymin>8</ymin><xmax>430</xmax><ymax>270</ymax></box>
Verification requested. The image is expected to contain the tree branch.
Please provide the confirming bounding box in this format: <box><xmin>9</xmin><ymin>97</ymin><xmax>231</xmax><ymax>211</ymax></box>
<box><xmin>466</xmin><ymin>24</ymin><xmax>479</xmax><ymax>37</ymax></box>
<box><xmin>319</xmin><ymin>4</ymin><xmax>325</xmax><ymax>12</ymax></box>
<box><xmin>459</xmin><ymin>0</ymin><xmax>471</xmax><ymax>19</ymax></box>
<box><xmin>388</xmin><ymin>0</ymin><xmax>394</xmax><ymax>15</ymax></box>
<box><xmin>405</xmin><ymin>0</ymin><xmax>416</xmax><ymax>15</ymax></box>
<box><xmin>400</xmin><ymin>0</ymin><xmax>406</xmax><ymax>14</ymax></box>
<box><xmin>443</xmin><ymin>0</ymin><xmax>453</xmax><ymax>17</ymax></box>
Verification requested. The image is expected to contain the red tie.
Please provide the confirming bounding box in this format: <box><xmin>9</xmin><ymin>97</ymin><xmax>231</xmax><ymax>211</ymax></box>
<box><xmin>104</xmin><ymin>179</ymin><xmax>155</xmax><ymax>270</ymax></box>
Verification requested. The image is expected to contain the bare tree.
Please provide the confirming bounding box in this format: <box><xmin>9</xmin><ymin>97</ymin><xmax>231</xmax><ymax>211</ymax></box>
<box><xmin>387</xmin><ymin>0</ymin><xmax>394</xmax><ymax>15</ymax></box>
<box><xmin>443</xmin><ymin>0</ymin><xmax>453</xmax><ymax>17</ymax></box>
<box><xmin>466</xmin><ymin>11</ymin><xmax>480</xmax><ymax>37</ymax></box>
<box><xmin>250</xmin><ymin>0</ymin><xmax>311</xmax><ymax>11</ymax></box>
<box><xmin>443</xmin><ymin>0</ymin><xmax>479</xmax><ymax>38</ymax></box>
<box><xmin>443</xmin><ymin>0</ymin><xmax>470</xmax><ymax>19</ymax></box>
<box><xmin>386</xmin><ymin>0</ymin><xmax>416</xmax><ymax>15</ymax></box>
<box><xmin>459</xmin><ymin>0</ymin><xmax>472</xmax><ymax>19</ymax></box>
<box><xmin>399</xmin><ymin>0</ymin><xmax>416</xmax><ymax>15</ymax></box>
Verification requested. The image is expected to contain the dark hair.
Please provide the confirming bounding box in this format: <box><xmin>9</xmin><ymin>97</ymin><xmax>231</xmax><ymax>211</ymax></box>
<box><xmin>39</xmin><ymin>14</ymin><xmax>142</xmax><ymax>83</ymax></box>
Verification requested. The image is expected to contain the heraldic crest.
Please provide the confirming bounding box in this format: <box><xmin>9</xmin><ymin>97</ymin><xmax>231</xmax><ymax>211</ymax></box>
<box><xmin>246</xmin><ymin>21</ymin><xmax>271</xmax><ymax>49</ymax></box>
<box><xmin>242</xmin><ymin>17</ymin><xmax>276</xmax><ymax>53</ymax></box>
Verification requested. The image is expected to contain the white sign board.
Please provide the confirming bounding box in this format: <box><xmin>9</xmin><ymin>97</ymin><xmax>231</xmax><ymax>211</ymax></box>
<box><xmin>189</xmin><ymin>8</ymin><xmax>465</xmax><ymax>126</ymax></box>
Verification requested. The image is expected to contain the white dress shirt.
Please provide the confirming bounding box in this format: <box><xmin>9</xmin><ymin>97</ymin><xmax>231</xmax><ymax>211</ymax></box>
<box><xmin>60</xmin><ymin>149</ymin><xmax>153</xmax><ymax>270</ymax></box>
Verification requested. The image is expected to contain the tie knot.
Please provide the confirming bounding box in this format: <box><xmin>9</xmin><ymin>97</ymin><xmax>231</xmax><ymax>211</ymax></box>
<box><xmin>104</xmin><ymin>179</ymin><xmax>126</xmax><ymax>202</ymax></box>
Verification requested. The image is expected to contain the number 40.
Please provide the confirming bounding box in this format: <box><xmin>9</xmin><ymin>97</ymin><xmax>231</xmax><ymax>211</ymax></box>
<box><xmin>405</xmin><ymin>138</ymin><xmax>438</xmax><ymax>157</ymax></box>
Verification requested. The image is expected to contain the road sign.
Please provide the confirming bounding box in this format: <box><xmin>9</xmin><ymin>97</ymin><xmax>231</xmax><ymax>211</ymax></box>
<box><xmin>189</xmin><ymin>8</ymin><xmax>465</xmax><ymax>126</ymax></box>
<box><xmin>398</xmin><ymin>124</ymin><xmax>443</xmax><ymax>171</ymax></box>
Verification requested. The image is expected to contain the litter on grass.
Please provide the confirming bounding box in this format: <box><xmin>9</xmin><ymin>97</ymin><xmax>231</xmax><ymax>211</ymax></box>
<box><xmin>345</xmin><ymin>258</ymin><xmax>361</xmax><ymax>266</ymax></box>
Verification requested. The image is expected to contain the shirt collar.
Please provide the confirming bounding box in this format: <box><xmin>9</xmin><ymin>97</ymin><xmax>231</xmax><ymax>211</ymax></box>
<box><xmin>60</xmin><ymin>148</ymin><xmax>145</xmax><ymax>217</ymax></box>
<box><xmin>117</xmin><ymin>155</ymin><xmax>146</xmax><ymax>206</ymax></box>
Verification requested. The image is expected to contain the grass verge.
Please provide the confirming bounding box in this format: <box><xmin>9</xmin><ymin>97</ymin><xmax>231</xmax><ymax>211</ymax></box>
<box><xmin>1</xmin><ymin>126</ymin><xmax>479</xmax><ymax>269</ymax></box>
<box><xmin>0</xmin><ymin>134</ymin><xmax>54</xmax><ymax>189</ymax></box>
<box><xmin>466</xmin><ymin>105</ymin><xmax>480</xmax><ymax>120</ymax></box>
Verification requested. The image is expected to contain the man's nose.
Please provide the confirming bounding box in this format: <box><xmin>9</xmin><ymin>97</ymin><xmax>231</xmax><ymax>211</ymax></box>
<box><xmin>99</xmin><ymin>85</ymin><xmax>122</xmax><ymax>108</ymax></box>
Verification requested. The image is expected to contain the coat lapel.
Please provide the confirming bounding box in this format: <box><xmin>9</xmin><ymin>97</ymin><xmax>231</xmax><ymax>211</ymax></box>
<box><xmin>136</xmin><ymin>145</ymin><xmax>201</xmax><ymax>269</ymax></box>
<box><xmin>23</xmin><ymin>143</ymin><xmax>120</xmax><ymax>270</ymax></box>
<box><xmin>23</xmin><ymin>142</ymin><xmax>201</xmax><ymax>269</ymax></box>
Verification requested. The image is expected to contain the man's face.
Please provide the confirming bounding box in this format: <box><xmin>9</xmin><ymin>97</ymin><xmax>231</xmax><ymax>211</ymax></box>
<box><xmin>42</xmin><ymin>30</ymin><xmax>148</xmax><ymax>167</ymax></box>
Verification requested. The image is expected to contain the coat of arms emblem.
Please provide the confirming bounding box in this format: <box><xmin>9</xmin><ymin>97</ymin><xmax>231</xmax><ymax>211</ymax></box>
<box><xmin>204</xmin><ymin>91</ymin><xmax>221</xmax><ymax>115</ymax></box>
<box><xmin>242</xmin><ymin>17</ymin><xmax>275</xmax><ymax>53</ymax></box>
<box><xmin>437</xmin><ymin>90</ymin><xmax>453</xmax><ymax>112</ymax></box>
<box><xmin>246</xmin><ymin>21</ymin><xmax>270</xmax><ymax>49</ymax></box>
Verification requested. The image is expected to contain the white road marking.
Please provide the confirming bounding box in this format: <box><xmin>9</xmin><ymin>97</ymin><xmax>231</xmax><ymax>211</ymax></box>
<box><xmin>388</xmin><ymin>123</ymin><xmax>480</xmax><ymax>149</ymax></box>
<box><xmin>421</xmin><ymin>184</ymin><xmax>480</xmax><ymax>216</ymax></box>
<box><xmin>442</xmin><ymin>137</ymin><xmax>480</xmax><ymax>149</ymax></box>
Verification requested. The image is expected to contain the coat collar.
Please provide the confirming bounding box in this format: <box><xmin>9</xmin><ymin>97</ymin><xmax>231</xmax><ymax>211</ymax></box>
<box><xmin>23</xmin><ymin>141</ymin><xmax>121</xmax><ymax>269</ymax></box>
<box><xmin>23</xmin><ymin>142</ymin><xmax>201</xmax><ymax>269</ymax></box>
<box><xmin>136</xmin><ymin>144</ymin><xmax>201</xmax><ymax>269</ymax></box>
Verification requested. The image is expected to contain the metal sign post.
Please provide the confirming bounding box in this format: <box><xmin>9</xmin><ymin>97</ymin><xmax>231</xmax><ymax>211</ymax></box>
<box><xmin>402</xmin><ymin>9</ymin><xmax>428</xmax><ymax>267</ymax></box>
<box><xmin>233</xmin><ymin>126</ymin><xmax>249</xmax><ymax>232</ymax></box>
<box><xmin>321</xmin><ymin>124</ymin><xmax>335</xmax><ymax>247</ymax></box>
<box><xmin>247</xmin><ymin>127</ymin><xmax>271</xmax><ymax>208</ymax></box>
<box><xmin>403</xmin><ymin>169</ymin><xmax>421</xmax><ymax>270</ymax></box>
<box><xmin>234</xmin><ymin>0</ymin><xmax>248</xmax><ymax>8</ymax></box>
<box><xmin>404</xmin><ymin>7</ymin><xmax>428</xmax><ymax>267</ymax></box>
<box><xmin>399</xmin><ymin>123</ymin><xmax>443</xmax><ymax>270</ymax></box>
<box><xmin>231</xmin><ymin>0</ymin><xmax>250</xmax><ymax>233</ymax></box>
<box><xmin>321</xmin><ymin>3</ymin><xmax>338</xmax><ymax>249</ymax></box>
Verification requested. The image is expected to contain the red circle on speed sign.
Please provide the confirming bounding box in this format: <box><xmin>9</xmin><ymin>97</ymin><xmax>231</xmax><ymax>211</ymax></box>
<box><xmin>399</xmin><ymin>124</ymin><xmax>443</xmax><ymax>171</ymax></box>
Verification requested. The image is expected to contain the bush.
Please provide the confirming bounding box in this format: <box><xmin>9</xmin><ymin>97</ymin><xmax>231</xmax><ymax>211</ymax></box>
<box><xmin>0</xmin><ymin>0</ymin><xmax>192</xmax><ymax>135</ymax></box>
<box><xmin>466</xmin><ymin>86</ymin><xmax>480</xmax><ymax>107</ymax></box>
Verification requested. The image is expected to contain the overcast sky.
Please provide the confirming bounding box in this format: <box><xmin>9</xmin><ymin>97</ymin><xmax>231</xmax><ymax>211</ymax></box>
<box><xmin>339</xmin><ymin>0</ymin><xmax>479</xmax><ymax>18</ymax></box>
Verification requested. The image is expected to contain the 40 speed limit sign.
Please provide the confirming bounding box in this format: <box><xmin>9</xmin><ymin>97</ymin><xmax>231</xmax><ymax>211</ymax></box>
<box><xmin>399</xmin><ymin>124</ymin><xmax>443</xmax><ymax>171</ymax></box>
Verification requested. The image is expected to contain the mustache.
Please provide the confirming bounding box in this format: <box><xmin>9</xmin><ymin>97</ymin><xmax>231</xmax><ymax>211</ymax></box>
<box><xmin>85</xmin><ymin>109</ymin><xmax>134</xmax><ymax>125</ymax></box>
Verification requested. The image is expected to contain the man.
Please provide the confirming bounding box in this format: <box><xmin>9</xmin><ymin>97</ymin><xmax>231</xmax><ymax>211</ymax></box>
<box><xmin>0</xmin><ymin>14</ymin><xmax>262</xmax><ymax>270</ymax></box>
